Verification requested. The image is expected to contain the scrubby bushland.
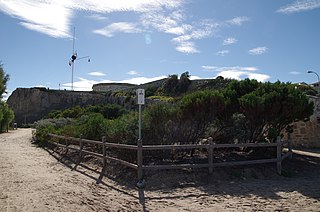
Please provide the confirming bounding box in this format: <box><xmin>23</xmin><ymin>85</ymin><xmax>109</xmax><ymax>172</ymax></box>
<box><xmin>47</xmin><ymin>104</ymin><xmax>127</xmax><ymax>119</ymax></box>
<box><xmin>35</xmin><ymin>79</ymin><xmax>314</xmax><ymax>146</ymax></box>
<box><xmin>33</xmin><ymin>118</ymin><xmax>74</xmax><ymax>143</ymax></box>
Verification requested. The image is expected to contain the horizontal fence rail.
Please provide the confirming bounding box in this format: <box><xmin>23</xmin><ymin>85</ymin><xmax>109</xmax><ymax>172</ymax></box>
<box><xmin>46</xmin><ymin>133</ymin><xmax>293</xmax><ymax>184</ymax></box>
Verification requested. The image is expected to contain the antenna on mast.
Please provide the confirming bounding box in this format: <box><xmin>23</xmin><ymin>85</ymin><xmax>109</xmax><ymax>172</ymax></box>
<box><xmin>68</xmin><ymin>27</ymin><xmax>90</xmax><ymax>91</ymax></box>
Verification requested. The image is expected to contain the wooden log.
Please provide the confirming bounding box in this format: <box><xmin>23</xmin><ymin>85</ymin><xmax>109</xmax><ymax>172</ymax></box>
<box><xmin>143</xmin><ymin>158</ymin><xmax>278</xmax><ymax>170</ymax></box>
<box><xmin>97</xmin><ymin>136</ymin><xmax>107</xmax><ymax>184</ymax></box>
<box><xmin>72</xmin><ymin>135</ymin><xmax>84</xmax><ymax>171</ymax></box>
<box><xmin>104</xmin><ymin>142</ymin><xmax>138</xmax><ymax>150</ymax></box>
<box><xmin>104</xmin><ymin>155</ymin><xmax>138</xmax><ymax>170</ymax></box>
<box><xmin>142</xmin><ymin>142</ymin><xmax>278</xmax><ymax>151</ymax></box>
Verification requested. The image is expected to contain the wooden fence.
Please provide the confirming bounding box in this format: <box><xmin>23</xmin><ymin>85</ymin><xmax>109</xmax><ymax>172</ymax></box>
<box><xmin>47</xmin><ymin>133</ymin><xmax>293</xmax><ymax>184</ymax></box>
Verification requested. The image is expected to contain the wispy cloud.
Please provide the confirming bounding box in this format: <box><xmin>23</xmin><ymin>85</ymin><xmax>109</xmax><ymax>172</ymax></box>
<box><xmin>223</xmin><ymin>37</ymin><xmax>237</xmax><ymax>45</ymax></box>
<box><xmin>0</xmin><ymin>1</ymin><xmax>72</xmax><ymax>38</ymax></box>
<box><xmin>201</xmin><ymin>65</ymin><xmax>217</xmax><ymax>70</ymax></box>
<box><xmin>93</xmin><ymin>22</ymin><xmax>142</xmax><ymax>37</ymax></box>
<box><xmin>88</xmin><ymin>14</ymin><xmax>108</xmax><ymax>21</ymax></box>
<box><xmin>175</xmin><ymin>41</ymin><xmax>199</xmax><ymax>54</ymax></box>
<box><xmin>201</xmin><ymin>65</ymin><xmax>269</xmax><ymax>82</ymax></box>
<box><xmin>248</xmin><ymin>46</ymin><xmax>268</xmax><ymax>55</ymax></box>
<box><xmin>0</xmin><ymin>0</ymin><xmax>184</xmax><ymax>38</ymax></box>
<box><xmin>88</xmin><ymin>71</ymin><xmax>106</xmax><ymax>76</ymax></box>
<box><xmin>127</xmin><ymin>70</ymin><xmax>139</xmax><ymax>75</ymax></box>
<box><xmin>226</xmin><ymin>16</ymin><xmax>249</xmax><ymax>26</ymax></box>
<box><xmin>202</xmin><ymin>66</ymin><xmax>259</xmax><ymax>72</ymax></box>
<box><xmin>0</xmin><ymin>1</ymin><xmax>249</xmax><ymax>54</ymax></box>
<box><xmin>290</xmin><ymin>71</ymin><xmax>301</xmax><ymax>75</ymax></box>
<box><xmin>171</xmin><ymin>20</ymin><xmax>219</xmax><ymax>53</ymax></box>
<box><xmin>277</xmin><ymin>0</ymin><xmax>320</xmax><ymax>14</ymax></box>
<box><xmin>216</xmin><ymin>50</ymin><xmax>230</xmax><ymax>56</ymax></box>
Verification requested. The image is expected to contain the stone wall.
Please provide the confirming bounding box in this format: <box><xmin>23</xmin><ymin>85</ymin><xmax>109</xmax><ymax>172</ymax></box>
<box><xmin>92</xmin><ymin>83</ymin><xmax>135</xmax><ymax>92</ymax></box>
<box><xmin>290</xmin><ymin>96</ymin><xmax>320</xmax><ymax>148</ymax></box>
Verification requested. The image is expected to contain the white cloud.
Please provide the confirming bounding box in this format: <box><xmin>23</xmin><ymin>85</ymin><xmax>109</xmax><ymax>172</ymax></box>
<box><xmin>201</xmin><ymin>65</ymin><xmax>269</xmax><ymax>82</ymax></box>
<box><xmin>88</xmin><ymin>14</ymin><xmax>108</xmax><ymax>21</ymax></box>
<box><xmin>3</xmin><ymin>90</ymin><xmax>12</xmax><ymax>101</ymax></box>
<box><xmin>216</xmin><ymin>50</ymin><xmax>230</xmax><ymax>56</ymax></box>
<box><xmin>290</xmin><ymin>71</ymin><xmax>301</xmax><ymax>75</ymax></box>
<box><xmin>248</xmin><ymin>46</ymin><xmax>268</xmax><ymax>55</ymax></box>
<box><xmin>277</xmin><ymin>0</ymin><xmax>320</xmax><ymax>14</ymax></box>
<box><xmin>88</xmin><ymin>71</ymin><xmax>106</xmax><ymax>76</ymax></box>
<box><xmin>0</xmin><ymin>0</ymin><xmax>184</xmax><ymax>38</ymax></box>
<box><xmin>62</xmin><ymin>75</ymin><xmax>168</xmax><ymax>91</ymax></box>
<box><xmin>93</xmin><ymin>22</ymin><xmax>142</xmax><ymax>37</ymax></box>
<box><xmin>62</xmin><ymin>77</ymin><xmax>97</xmax><ymax>91</ymax></box>
<box><xmin>216</xmin><ymin>71</ymin><xmax>269</xmax><ymax>82</ymax></box>
<box><xmin>171</xmin><ymin>20</ymin><xmax>218</xmax><ymax>54</ymax></box>
<box><xmin>120</xmin><ymin>76</ymin><xmax>167</xmax><ymax>85</ymax></box>
<box><xmin>201</xmin><ymin>65</ymin><xmax>217</xmax><ymax>70</ymax></box>
<box><xmin>127</xmin><ymin>70</ymin><xmax>139</xmax><ymax>75</ymax></box>
<box><xmin>189</xmin><ymin>75</ymin><xmax>201</xmax><ymax>80</ymax></box>
<box><xmin>175</xmin><ymin>41</ymin><xmax>199</xmax><ymax>54</ymax></box>
<box><xmin>226</xmin><ymin>16</ymin><xmax>249</xmax><ymax>26</ymax></box>
<box><xmin>0</xmin><ymin>1</ymin><xmax>72</xmax><ymax>38</ymax></box>
<box><xmin>223</xmin><ymin>37</ymin><xmax>237</xmax><ymax>45</ymax></box>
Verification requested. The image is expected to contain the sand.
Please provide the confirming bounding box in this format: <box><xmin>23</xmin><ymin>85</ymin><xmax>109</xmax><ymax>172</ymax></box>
<box><xmin>1</xmin><ymin>128</ymin><xmax>320</xmax><ymax>211</ymax></box>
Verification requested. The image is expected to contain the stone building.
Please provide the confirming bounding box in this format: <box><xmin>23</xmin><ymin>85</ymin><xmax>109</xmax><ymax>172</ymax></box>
<box><xmin>290</xmin><ymin>96</ymin><xmax>320</xmax><ymax>148</ymax></box>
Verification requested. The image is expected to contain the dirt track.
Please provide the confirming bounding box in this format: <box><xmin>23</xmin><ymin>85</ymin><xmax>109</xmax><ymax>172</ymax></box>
<box><xmin>1</xmin><ymin>129</ymin><xmax>320</xmax><ymax>211</ymax></box>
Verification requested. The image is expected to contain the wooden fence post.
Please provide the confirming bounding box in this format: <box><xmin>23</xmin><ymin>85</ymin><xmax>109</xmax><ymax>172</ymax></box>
<box><xmin>137</xmin><ymin>139</ymin><xmax>143</xmax><ymax>181</ymax></box>
<box><xmin>276</xmin><ymin>136</ymin><xmax>282</xmax><ymax>175</ymax></box>
<box><xmin>208</xmin><ymin>137</ymin><xmax>213</xmax><ymax>174</ymax></box>
<box><xmin>97</xmin><ymin>136</ymin><xmax>107</xmax><ymax>184</ymax></box>
<box><xmin>288</xmin><ymin>132</ymin><xmax>293</xmax><ymax>159</ymax></box>
<box><xmin>72</xmin><ymin>134</ymin><xmax>83</xmax><ymax>171</ymax></box>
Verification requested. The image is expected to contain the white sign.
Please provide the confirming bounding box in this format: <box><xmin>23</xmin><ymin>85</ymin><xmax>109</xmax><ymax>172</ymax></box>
<box><xmin>137</xmin><ymin>89</ymin><xmax>145</xmax><ymax>105</ymax></box>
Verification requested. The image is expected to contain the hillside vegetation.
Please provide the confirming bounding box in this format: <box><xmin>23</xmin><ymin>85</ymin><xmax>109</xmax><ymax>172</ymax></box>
<box><xmin>34</xmin><ymin>76</ymin><xmax>314</xmax><ymax>146</ymax></box>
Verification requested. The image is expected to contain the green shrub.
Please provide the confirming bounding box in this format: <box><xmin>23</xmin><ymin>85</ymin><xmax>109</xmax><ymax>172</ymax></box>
<box><xmin>79</xmin><ymin>113</ymin><xmax>106</xmax><ymax>140</ymax></box>
<box><xmin>105</xmin><ymin>112</ymin><xmax>138</xmax><ymax>145</ymax></box>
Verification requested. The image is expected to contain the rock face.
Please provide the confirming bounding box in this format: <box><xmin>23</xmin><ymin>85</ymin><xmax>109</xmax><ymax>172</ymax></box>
<box><xmin>6</xmin><ymin>88</ymin><xmax>137</xmax><ymax>126</ymax></box>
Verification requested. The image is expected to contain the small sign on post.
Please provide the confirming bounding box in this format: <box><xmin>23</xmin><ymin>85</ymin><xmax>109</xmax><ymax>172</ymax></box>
<box><xmin>136</xmin><ymin>89</ymin><xmax>145</xmax><ymax>141</ymax></box>
<box><xmin>137</xmin><ymin>89</ymin><xmax>145</xmax><ymax>105</ymax></box>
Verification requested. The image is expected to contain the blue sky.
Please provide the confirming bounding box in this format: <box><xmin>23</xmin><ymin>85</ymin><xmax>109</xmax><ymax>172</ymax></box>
<box><xmin>1</xmin><ymin>0</ymin><xmax>320</xmax><ymax>98</ymax></box>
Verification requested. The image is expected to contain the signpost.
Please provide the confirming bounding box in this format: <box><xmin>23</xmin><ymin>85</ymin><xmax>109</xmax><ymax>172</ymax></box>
<box><xmin>136</xmin><ymin>89</ymin><xmax>145</xmax><ymax>187</ymax></box>
<box><xmin>136</xmin><ymin>89</ymin><xmax>145</xmax><ymax>140</ymax></box>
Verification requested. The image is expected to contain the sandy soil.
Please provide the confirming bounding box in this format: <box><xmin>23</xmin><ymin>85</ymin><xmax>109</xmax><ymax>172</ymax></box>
<box><xmin>1</xmin><ymin>129</ymin><xmax>320</xmax><ymax>211</ymax></box>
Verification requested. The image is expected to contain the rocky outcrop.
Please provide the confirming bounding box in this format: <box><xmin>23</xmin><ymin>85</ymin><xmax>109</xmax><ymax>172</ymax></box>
<box><xmin>6</xmin><ymin>88</ymin><xmax>137</xmax><ymax>126</ymax></box>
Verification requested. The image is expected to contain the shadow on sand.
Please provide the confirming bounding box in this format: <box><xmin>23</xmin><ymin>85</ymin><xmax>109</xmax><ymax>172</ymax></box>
<box><xmin>42</xmin><ymin>145</ymin><xmax>320</xmax><ymax>210</ymax></box>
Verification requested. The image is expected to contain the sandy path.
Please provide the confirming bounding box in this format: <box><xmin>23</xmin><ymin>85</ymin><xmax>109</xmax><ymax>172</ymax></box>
<box><xmin>1</xmin><ymin>129</ymin><xmax>320</xmax><ymax>211</ymax></box>
<box><xmin>0</xmin><ymin>129</ymin><xmax>140</xmax><ymax>212</ymax></box>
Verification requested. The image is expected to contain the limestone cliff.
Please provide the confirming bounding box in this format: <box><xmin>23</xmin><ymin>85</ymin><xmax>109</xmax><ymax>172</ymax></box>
<box><xmin>6</xmin><ymin>88</ymin><xmax>137</xmax><ymax>126</ymax></box>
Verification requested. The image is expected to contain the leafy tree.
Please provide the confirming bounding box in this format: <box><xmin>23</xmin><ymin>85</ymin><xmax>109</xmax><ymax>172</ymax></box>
<box><xmin>143</xmin><ymin>103</ymin><xmax>177</xmax><ymax>145</ymax></box>
<box><xmin>175</xmin><ymin>90</ymin><xmax>227</xmax><ymax>144</ymax></box>
<box><xmin>162</xmin><ymin>74</ymin><xmax>179</xmax><ymax>95</ymax></box>
<box><xmin>79</xmin><ymin>113</ymin><xmax>106</xmax><ymax>140</ymax></box>
<box><xmin>239</xmin><ymin>81</ymin><xmax>314</xmax><ymax>142</ymax></box>
<box><xmin>0</xmin><ymin>63</ymin><xmax>9</xmax><ymax>98</ymax></box>
<box><xmin>161</xmin><ymin>72</ymin><xmax>191</xmax><ymax>96</ymax></box>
